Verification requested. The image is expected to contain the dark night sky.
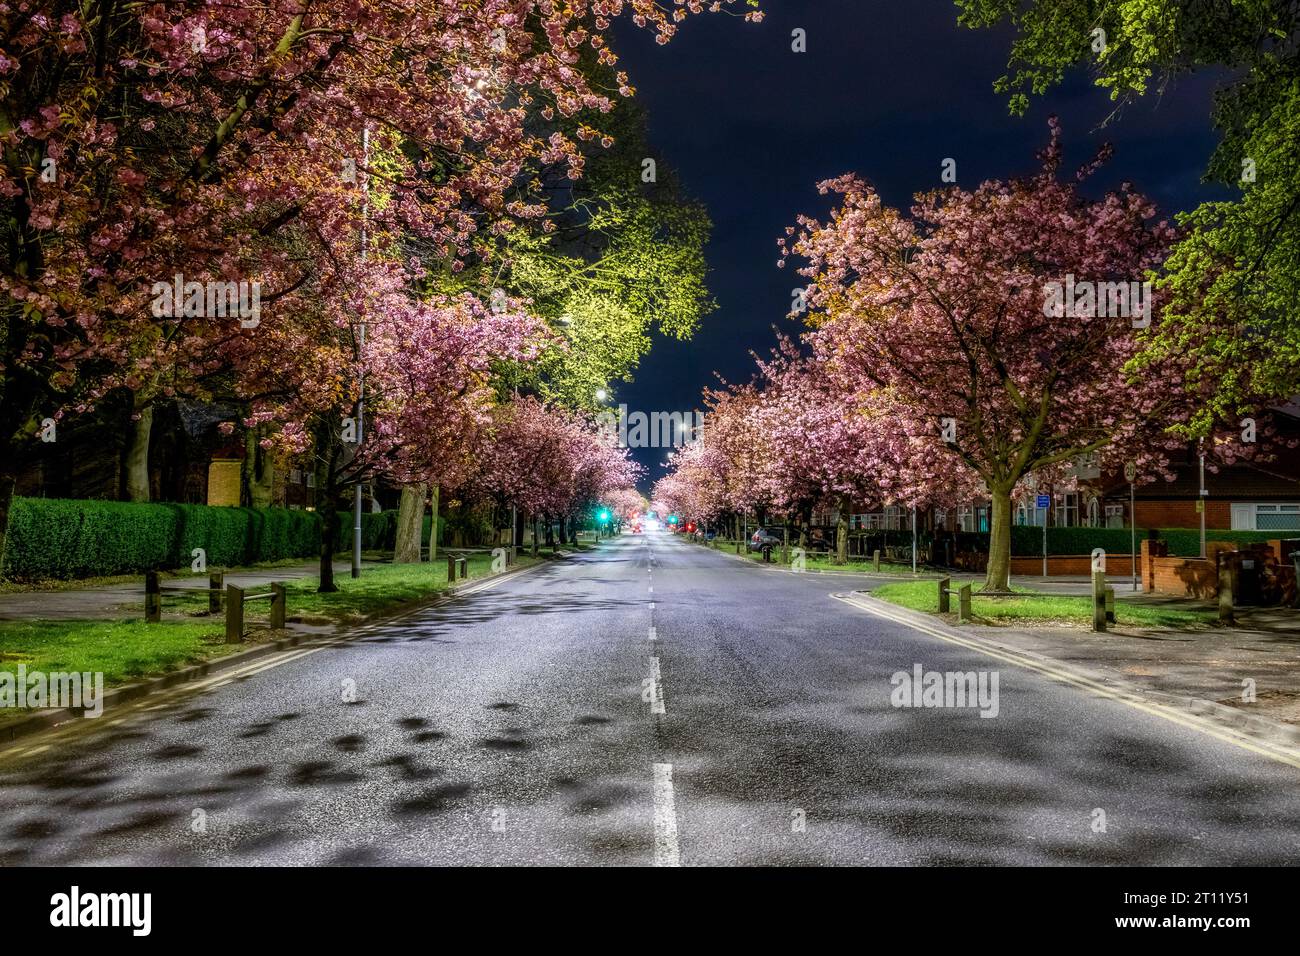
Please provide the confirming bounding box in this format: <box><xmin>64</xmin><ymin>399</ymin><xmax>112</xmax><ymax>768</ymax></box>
<box><xmin>609</xmin><ymin>0</ymin><xmax>1232</xmax><ymax>490</ymax></box>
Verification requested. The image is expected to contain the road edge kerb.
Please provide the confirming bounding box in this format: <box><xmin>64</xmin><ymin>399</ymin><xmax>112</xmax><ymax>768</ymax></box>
<box><xmin>0</xmin><ymin>553</ymin><xmax>561</xmax><ymax>750</ymax></box>
<box><xmin>835</xmin><ymin>589</ymin><xmax>1300</xmax><ymax>769</ymax></box>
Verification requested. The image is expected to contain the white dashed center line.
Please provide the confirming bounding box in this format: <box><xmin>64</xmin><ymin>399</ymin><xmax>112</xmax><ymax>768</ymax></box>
<box><xmin>648</xmin><ymin>656</ymin><xmax>666</xmax><ymax>715</ymax></box>
<box><xmin>652</xmin><ymin>762</ymin><xmax>680</xmax><ymax>866</ymax></box>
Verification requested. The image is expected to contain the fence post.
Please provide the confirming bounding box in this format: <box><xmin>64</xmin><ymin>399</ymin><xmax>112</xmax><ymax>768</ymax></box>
<box><xmin>270</xmin><ymin>582</ymin><xmax>286</xmax><ymax>629</ymax></box>
<box><xmin>457</xmin><ymin>557</ymin><xmax>467</xmax><ymax>579</ymax></box>
<box><xmin>225</xmin><ymin>584</ymin><xmax>245</xmax><ymax>643</ymax></box>
<box><xmin>938</xmin><ymin>577</ymin><xmax>951</xmax><ymax>614</ymax></box>
<box><xmin>209</xmin><ymin>571</ymin><xmax>224</xmax><ymax>614</ymax></box>
<box><xmin>447</xmin><ymin>555</ymin><xmax>456</xmax><ymax>582</ymax></box>
<box><xmin>873</xmin><ymin>549</ymin><xmax>881</xmax><ymax>572</ymax></box>
<box><xmin>957</xmin><ymin>584</ymin><xmax>972</xmax><ymax>624</ymax></box>
<box><xmin>145</xmin><ymin>571</ymin><xmax>161</xmax><ymax>623</ymax></box>
<box><xmin>1092</xmin><ymin>571</ymin><xmax>1107</xmax><ymax>632</ymax></box>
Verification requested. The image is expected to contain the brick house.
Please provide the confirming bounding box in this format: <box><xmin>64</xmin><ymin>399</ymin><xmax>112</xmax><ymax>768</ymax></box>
<box><xmin>847</xmin><ymin>406</ymin><xmax>1300</xmax><ymax>537</ymax></box>
<box><xmin>1097</xmin><ymin>405</ymin><xmax>1300</xmax><ymax>533</ymax></box>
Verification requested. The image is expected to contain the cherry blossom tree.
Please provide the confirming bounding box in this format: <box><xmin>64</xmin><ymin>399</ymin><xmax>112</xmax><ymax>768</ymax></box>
<box><xmin>748</xmin><ymin>338</ymin><xmax>977</xmax><ymax>562</ymax></box>
<box><xmin>471</xmin><ymin>396</ymin><xmax>642</xmax><ymax>547</ymax></box>
<box><xmin>0</xmin><ymin>0</ymin><xmax>760</xmax><ymax>566</ymax></box>
<box><xmin>780</xmin><ymin>120</ymin><xmax>1193</xmax><ymax>591</ymax></box>
<box><xmin>655</xmin><ymin>336</ymin><xmax>979</xmax><ymax>562</ymax></box>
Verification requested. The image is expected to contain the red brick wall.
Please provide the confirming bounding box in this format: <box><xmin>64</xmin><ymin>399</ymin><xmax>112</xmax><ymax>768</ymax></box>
<box><xmin>1134</xmin><ymin>500</ymin><xmax>1230</xmax><ymax>530</ymax></box>
<box><xmin>1150</xmin><ymin>556</ymin><xmax>1217</xmax><ymax>598</ymax></box>
<box><xmin>1009</xmin><ymin>555</ymin><xmax>1135</xmax><ymax>576</ymax></box>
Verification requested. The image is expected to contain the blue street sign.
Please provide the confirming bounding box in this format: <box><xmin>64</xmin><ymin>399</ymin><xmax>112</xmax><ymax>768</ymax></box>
<box><xmin>1036</xmin><ymin>494</ymin><xmax>1051</xmax><ymax>509</ymax></box>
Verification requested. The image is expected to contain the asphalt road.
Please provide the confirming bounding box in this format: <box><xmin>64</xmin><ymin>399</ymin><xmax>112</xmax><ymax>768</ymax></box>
<box><xmin>2</xmin><ymin>529</ymin><xmax>1298</xmax><ymax>866</ymax></box>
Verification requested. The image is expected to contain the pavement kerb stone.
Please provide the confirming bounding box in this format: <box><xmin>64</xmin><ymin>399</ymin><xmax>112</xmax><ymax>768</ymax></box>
<box><xmin>0</xmin><ymin>554</ymin><xmax>557</xmax><ymax>750</ymax></box>
<box><xmin>837</xmin><ymin>589</ymin><xmax>1300</xmax><ymax>762</ymax></box>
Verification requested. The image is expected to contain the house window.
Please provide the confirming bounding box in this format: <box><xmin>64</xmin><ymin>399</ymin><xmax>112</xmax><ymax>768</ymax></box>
<box><xmin>1085</xmin><ymin>497</ymin><xmax>1100</xmax><ymax>528</ymax></box>
<box><xmin>1104</xmin><ymin>504</ymin><xmax>1124</xmax><ymax>529</ymax></box>
<box><xmin>884</xmin><ymin>505</ymin><xmax>903</xmax><ymax>530</ymax></box>
<box><xmin>957</xmin><ymin>506</ymin><xmax>988</xmax><ymax>532</ymax></box>
<box><xmin>1054</xmin><ymin>493</ymin><xmax>1080</xmax><ymax>527</ymax></box>
<box><xmin>1249</xmin><ymin>504</ymin><xmax>1300</xmax><ymax>531</ymax></box>
<box><xmin>1016</xmin><ymin>502</ymin><xmax>1046</xmax><ymax>527</ymax></box>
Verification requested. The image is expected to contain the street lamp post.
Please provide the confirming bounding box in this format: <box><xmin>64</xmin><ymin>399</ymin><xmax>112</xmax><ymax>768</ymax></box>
<box><xmin>1125</xmin><ymin>460</ymin><xmax>1137</xmax><ymax>592</ymax></box>
<box><xmin>352</xmin><ymin>125</ymin><xmax>371</xmax><ymax>580</ymax></box>
<box><xmin>1199</xmin><ymin>443</ymin><xmax>1207</xmax><ymax>559</ymax></box>
<box><xmin>911</xmin><ymin>505</ymin><xmax>917</xmax><ymax>575</ymax></box>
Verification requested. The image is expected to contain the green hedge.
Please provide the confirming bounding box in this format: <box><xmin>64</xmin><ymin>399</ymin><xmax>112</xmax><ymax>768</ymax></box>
<box><xmin>1162</xmin><ymin>529</ymin><xmax>1293</xmax><ymax>556</ymax></box>
<box><xmin>992</xmin><ymin>525</ymin><xmax>1294</xmax><ymax>557</ymax></box>
<box><xmin>1</xmin><ymin>497</ymin><xmax>408</xmax><ymax>581</ymax></box>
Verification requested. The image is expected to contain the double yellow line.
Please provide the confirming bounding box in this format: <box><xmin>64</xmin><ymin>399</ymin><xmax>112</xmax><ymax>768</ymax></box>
<box><xmin>834</xmin><ymin>593</ymin><xmax>1300</xmax><ymax>771</ymax></box>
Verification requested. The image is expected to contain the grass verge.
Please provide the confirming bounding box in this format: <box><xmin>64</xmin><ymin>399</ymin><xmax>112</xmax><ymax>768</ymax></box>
<box><xmin>703</xmin><ymin>539</ymin><xmax>927</xmax><ymax>575</ymax></box>
<box><xmin>0</xmin><ymin>550</ymin><xmax>547</xmax><ymax>725</ymax></box>
<box><xmin>870</xmin><ymin>580</ymin><xmax>1217</xmax><ymax>629</ymax></box>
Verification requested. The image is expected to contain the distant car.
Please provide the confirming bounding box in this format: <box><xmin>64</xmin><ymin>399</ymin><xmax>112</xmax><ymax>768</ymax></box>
<box><xmin>747</xmin><ymin>528</ymin><xmax>784</xmax><ymax>552</ymax></box>
<box><xmin>632</xmin><ymin>523</ymin><xmax>642</xmax><ymax>533</ymax></box>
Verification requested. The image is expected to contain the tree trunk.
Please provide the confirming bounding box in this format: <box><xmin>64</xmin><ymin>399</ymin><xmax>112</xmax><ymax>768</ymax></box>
<box><xmin>124</xmin><ymin>404</ymin><xmax>153</xmax><ymax>502</ymax></box>
<box><xmin>393</xmin><ymin>481</ymin><xmax>426</xmax><ymax>563</ymax></box>
<box><xmin>983</xmin><ymin>485</ymin><xmax>1013</xmax><ymax>593</ymax></box>
<box><xmin>0</xmin><ymin>474</ymin><xmax>15</xmax><ymax>579</ymax></box>
<box><xmin>318</xmin><ymin>493</ymin><xmax>339</xmax><ymax>593</ymax></box>
<box><xmin>835</xmin><ymin>496</ymin><xmax>849</xmax><ymax>565</ymax></box>
<box><xmin>314</xmin><ymin>421</ymin><xmax>340</xmax><ymax>593</ymax></box>
<box><xmin>427</xmin><ymin>485</ymin><xmax>439</xmax><ymax>563</ymax></box>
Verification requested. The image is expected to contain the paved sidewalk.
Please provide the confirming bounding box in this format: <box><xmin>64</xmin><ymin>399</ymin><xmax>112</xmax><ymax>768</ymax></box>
<box><xmin>964</xmin><ymin>614</ymin><xmax>1300</xmax><ymax>727</ymax></box>
<box><xmin>858</xmin><ymin>576</ymin><xmax>1300</xmax><ymax>729</ymax></box>
<box><xmin>0</xmin><ymin>559</ymin><xmax>388</xmax><ymax>621</ymax></box>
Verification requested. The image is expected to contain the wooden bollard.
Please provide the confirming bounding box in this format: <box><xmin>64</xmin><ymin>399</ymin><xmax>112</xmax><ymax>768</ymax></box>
<box><xmin>446</xmin><ymin>555</ymin><xmax>456</xmax><ymax>582</ymax></box>
<box><xmin>873</xmin><ymin>549</ymin><xmax>881</xmax><ymax>572</ymax></box>
<box><xmin>457</xmin><ymin>557</ymin><xmax>467</xmax><ymax>579</ymax></box>
<box><xmin>1092</xmin><ymin>570</ymin><xmax>1107</xmax><ymax>632</ymax></box>
<box><xmin>225</xmin><ymin>584</ymin><xmax>245</xmax><ymax>643</ymax></box>
<box><xmin>270</xmin><ymin>582</ymin><xmax>286</xmax><ymax>629</ymax></box>
<box><xmin>938</xmin><ymin>577</ymin><xmax>951</xmax><ymax>614</ymax></box>
<box><xmin>209</xmin><ymin>571</ymin><xmax>224</xmax><ymax>614</ymax></box>
<box><xmin>957</xmin><ymin>583</ymin><xmax>972</xmax><ymax>624</ymax></box>
<box><xmin>1104</xmin><ymin>587</ymin><xmax>1116</xmax><ymax>624</ymax></box>
<box><xmin>145</xmin><ymin>571</ymin><xmax>161</xmax><ymax>622</ymax></box>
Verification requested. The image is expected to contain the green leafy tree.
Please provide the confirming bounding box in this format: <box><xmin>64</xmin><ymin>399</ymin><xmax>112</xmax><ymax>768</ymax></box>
<box><xmin>956</xmin><ymin>0</ymin><xmax>1300</xmax><ymax>429</ymax></box>
<box><xmin>449</xmin><ymin>70</ymin><xmax>715</xmax><ymax>411</ymax></box>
